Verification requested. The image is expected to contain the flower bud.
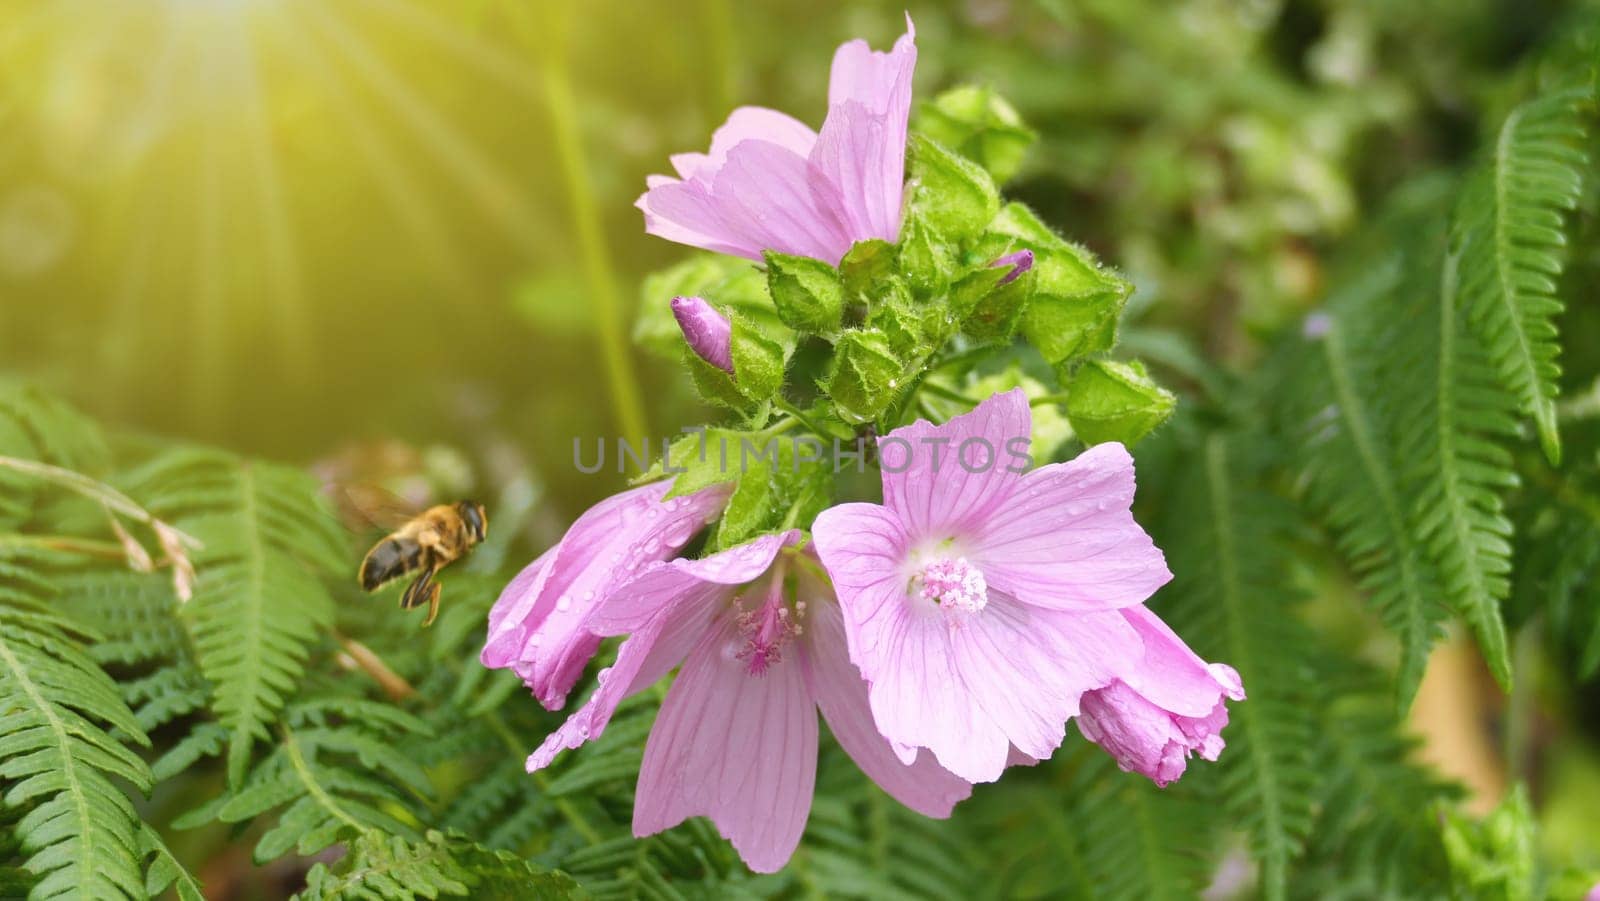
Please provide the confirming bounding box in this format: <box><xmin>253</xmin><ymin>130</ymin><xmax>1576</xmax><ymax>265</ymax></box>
<box><xmin>671</xmin><ymin>295</ymin><xmax>733</xmax><ymax>373</ymax></box>
<box><xmin>764</xmin><ymin>251</ymin><xmax>844</xmax><ymax>334</ymax></box>
<box><xmin>823</xmin><ymin>328</ymin><xmax>904</xmax><ymax>425</ymax></box>
<box><xmin>992</xmin><ymin>249</ymin><xmax>1034</xmax><ymax>285</ymax></box>
<box><xmin>1065</xmin><ymin>359</ymin><xmax>1176</xmax><ymax>447</ymax></box>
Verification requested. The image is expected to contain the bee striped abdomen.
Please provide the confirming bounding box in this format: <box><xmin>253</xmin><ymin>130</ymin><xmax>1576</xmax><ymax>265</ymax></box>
<box><xmin>359</xmin><ymin>536</ymin><xmax>423</xmax><ymax>590</ymax></box>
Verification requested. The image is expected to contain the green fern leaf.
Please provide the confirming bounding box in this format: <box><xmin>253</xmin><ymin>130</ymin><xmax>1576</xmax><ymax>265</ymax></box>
<box><xmin>1455</xmin><ymin>84</ymin><xmax>1594</xmax><ymax>464</ymax></box>
<box><xmin>1398</xmin><ymin>240</ymin><xmax>1519</xmax><ymax>689</ymax></box>
<box><xmin>1294</xmin><ymin>268</ymin><xmax>1449</xmax><ymax>704</ymax></box>
<box><xmin>1300</xmin><ymin>660</ymin><xmax>1461</xmax><ymax>894</ymax></box>
<box><xmin>127</xmin><ymin>450</ymin><xmax>346</xmax><ymax>784</ymax></box>
<box><xmin>297</xmin><ymin>830</ymin><xmax>580</xmax><ymax>900</ymax></box>
<box><xmin>1155</xmin><ymin>432</ymin><xmax>1319</xmax><ymax>901</ymax></box>
<box><xmin>0</xmin><ymin>552</ymin><xmax>153</xmax><ymax>901</ymax></box>
<box><xmin>0</xmin><ymin>383</ymin><xmax>109</xmax><ymax>529</ymax></box>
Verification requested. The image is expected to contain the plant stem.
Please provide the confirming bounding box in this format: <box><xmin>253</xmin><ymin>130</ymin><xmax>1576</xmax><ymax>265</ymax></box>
<box><xmin>510</xmin><ymin>0</ymin><xmax>648</xmax><ymax>449</ymax></box>
<box><xmin>0</xmin><ymin>534</ymin><xmax>127</xmax><ymax>560</ymax></box>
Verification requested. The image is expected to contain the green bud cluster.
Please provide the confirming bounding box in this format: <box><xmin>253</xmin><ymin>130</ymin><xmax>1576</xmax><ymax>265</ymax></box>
<box><xmin>635</xmin><ymin>85</ymin><xmax>1178</xmax><ymax>538</ymax></box>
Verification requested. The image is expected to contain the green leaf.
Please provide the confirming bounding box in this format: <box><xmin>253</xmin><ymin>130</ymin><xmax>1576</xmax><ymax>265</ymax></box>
<box><xmin>127</xmin><ymin>451</ymin><xmax>344</xmax><ymax>786</ymax></box>
<box><xmin>765</xmin><ymin>251</ymin><xmax>845</xmax><ymax>333</ymax></box>
<box><xmin>823</xmin><ymin>329</ymin><xmax>906</xmax><ymax>425</ymax></box>
<box><xmin>661</xmin><ymin>428</ymin><xmax>745</xmax><ymax>498</ymax></box>
<box><xmin>839</xmin><ymin>239</ymin><xmax>898</xmax><ymax>299</ymax></box>
<box><xmin>865</xmin><ymin>278</ymin><xmax>935</xmax><ymax>359</ymax></box>
<box><xmin>907</xmin><ymin>134</ymin><xmax>1001</xmax><ymax>242</ymax></box>
<box><xmin>297</xmin><ymin>830</ymin><xmax>581</xmax><ymax>900</ymax></box>
<box><xmin>1299</xmin><ymin>304</ymin><xmax>1450</xmax><ymax>707</ymax></box>
<box><xmin>0</xmin><ymin>553</ymin><xmax>155</xmax><ymax>901</ymax></box>
<box><xmin>914</xmin><ymin>85</ymin><xmax>1036</xmax><ymax>184</ymax></box>
<box><xmin>1455</xmin><ymin>84</ymin><xmax>1593</xmax><ymax>465</ymax></box>
<box><xmin>1442</xmin><ymin>785</ymin><xmax>1537</xmax><ymax>901</ymax></box>
<box><xmin>1154</xmin><ymin>432</ymin><xmax>1319</xmax><ymax>901</ymax></box>
<box><xmin>1399</xmin><ymin>239</ymin><xmax>1517</xmax><ymax>690</ymax></box>
<box><xmin>896</xmin><ymin>209</ymin><xmax>958</xmax><ymax>295</ymax></box>
<box><xmin>1066</xmin><ymin>360</ymin><xmax>1175</xmax><ymax>447</ymax></box>
<box><xmin>713</xmin><ymin>438</ymin><xmax>833</xmax><ymax>549</ymax></box>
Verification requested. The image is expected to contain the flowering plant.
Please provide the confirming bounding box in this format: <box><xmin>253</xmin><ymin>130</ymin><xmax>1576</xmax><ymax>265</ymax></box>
<box><xmin>486</xmin><ymin>17</ymin><xmax>1223</xmax><ymax>873</ymax></box>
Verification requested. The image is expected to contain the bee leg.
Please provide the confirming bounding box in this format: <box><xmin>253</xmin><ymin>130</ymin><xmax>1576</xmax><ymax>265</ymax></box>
<box><xmin>421</xmin><ymin>583</ymin><xmax>443</xmax><ymax>628</ymax></box>
<box><xmin>400</xmin><ymin>559</ymin><xmax>437</xmax><ymax>610</ymax></box>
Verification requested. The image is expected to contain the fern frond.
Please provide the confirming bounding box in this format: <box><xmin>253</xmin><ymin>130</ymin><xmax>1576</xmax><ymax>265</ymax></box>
<box><xmin>966</xmin><ymin>746</ymin><xmax>1218</xmax><ymax>901</ymax></box>
<box><xmin>0</xmin><ymin>381</ymin><xmax>110</xmax><ymax>477</ymax></box>
<box><xmin>1155</xmin><ymin>431</ymin><xmax>1318</xmax><ymax>901</ymax></box>
<box><xmin>1455</xmin><ymin>84</ymin><xmax>1594</xmax><ymax>464</ymax></box>
<box><xmin>296</xmin><ymin>830</ymin><xmax>580</xmax><ymax>900</ymax></box>
<box><xmin>1512</xmin><ymin>480</ymin><xmax>1600</xmax><ymax>680</ymax></box>
<box><xmin>1299</xmin><ymin>660</ymin><xmax>1461</xmax><ymax>894</ymax></box>
<box><xmin>0</xmin><ymin>551</ymin><xmax>153</xmax><ymax>900</ymax></box>
<box><xmin>1294</xmin><ymin>269</ymin><xmax>1449</xmax><ymax>704</ymax></box>
<box><xmin>185</xmin><ymin>695</ymin><xmax>436</xmax><ymax>870</ymax></box>
<box><xmin>127</xmin><ymin>450</ymin><xmax>347</xmax><ymax>784</ymax></box>
<box><xmin>1397</xmin><ymin>240</ymin><xmax>1520</xmax><ymax>689</ymax></box>
<box><xmin>139</xmin><ymin>824</ymin><xmax>205</xmax><ymax>901</ymax></box>
<box><xmin>799</xmin><ymin>745</ymin><xmax>980</xmax><ymax>901</ymax></box>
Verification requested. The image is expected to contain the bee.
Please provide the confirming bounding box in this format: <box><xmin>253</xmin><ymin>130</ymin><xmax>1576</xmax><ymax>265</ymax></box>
<box><xmin>358</xmin><ymin>500</ymin><xmax>487</xmax><ymax>627</ymax></box>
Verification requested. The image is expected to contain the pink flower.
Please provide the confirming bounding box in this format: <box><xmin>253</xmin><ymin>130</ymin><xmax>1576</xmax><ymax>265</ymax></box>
<box><xmin>670</xmin><ymin>295</ymin><xmax>733</xmax><ymax>372</ymax></box>
<box><xmin>481</xmin><ymin>480</ymin><xmax>731</xmax><ymax>709</ymax></box>
<box><xmin>636</xmin><ymin>17</ymin><xmax>917</xmax><ymax>265</ymax></box>
<box><xmin>527</xmin><ymin>531</ymin><xmax>971</xmax><ymax>873</ymax></box>
<box><xmin>1076</xmin><ymin>605</ymin><xmax>1245</xmax><ymax>786</ymax></box>
<box><xmin>812</xmin><ymin>389</ymin><xmax>1178</xmax><ymax>784</ymax></box>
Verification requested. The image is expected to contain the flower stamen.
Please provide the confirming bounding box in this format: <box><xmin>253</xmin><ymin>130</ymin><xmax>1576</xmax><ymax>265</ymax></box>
<box><xmin>913</xmin><ymin>556</ymin><xmax>988</xmax><ymax>617</ymax></box>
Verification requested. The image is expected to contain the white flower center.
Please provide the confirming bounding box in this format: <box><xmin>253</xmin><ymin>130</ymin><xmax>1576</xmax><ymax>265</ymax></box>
<box><xmin>914</xmin><ymin>556</ymin><xmax>988</xmax><ymax>615</ymax></box>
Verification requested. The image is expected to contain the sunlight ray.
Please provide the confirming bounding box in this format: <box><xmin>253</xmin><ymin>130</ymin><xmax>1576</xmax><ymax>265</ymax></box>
<box><xmin>228</xmin><ymin>6</ymin><xmax>314</xmax><ymax>381</ymax></box>
<box><xmin>101</xmin><ymin>3</ymin><xmax>179</xmax><ymax>406</ymax></box>
<box><xmin>291</xmin><ymin>0</ymin><xmax>556</xmax><ymax>257</ymax></box>
<box><xmin>188</xmin><ymin>11</ymin><xmax>228</xmax><ymax>427</ymax></box>
<box><xmin>261</xmin><ymin>2</ymin><xmax>480</xmax><ymax>302</ymax></box>
<box><xmin>349</xmin><ymin>0</ymin><xmax>544</xmax><ymax>100</ymax></box>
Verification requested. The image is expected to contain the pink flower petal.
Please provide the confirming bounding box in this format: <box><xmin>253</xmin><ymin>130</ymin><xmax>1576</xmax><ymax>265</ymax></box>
<box><xmin>639</xmin><ymin>177</ymin><xmax>767</xmax><ymax>261</ymax></box>
<box><xmin>670</xmin><ymin>295</ymin><xmax>734</xmax><ymax>372</ymax></box>
<box><xmin>1077</xmin><ymin>681</ymin><xmax>1232</xmax><ymax>787</ymax></box>
<box><xmin>975</xmin><ymin>442</ymin><xmax>1172</xmax><ymax>612</ymax></box>
<box><xmin>637</xmin><ymin>20</ymin><xmax>916</xmax><ymax>264</ymax></box>
<box><xmin>671</xmin><ymin>106</ymin><xmax>818</xmax><ymax>182</ymax></box>
<box><xmin>846</xmin><ymin>595</ymin><xmax>1004</xmax><ymax>782</ymax></box>
<box><xmin>714</xmin><ymin>140</ymin><xmax>854</xmax><ymax>261</ymax></box>
<box><xmin>523</xmin><ymin>615</ymin><xmax>687</xmax><ymax>772</ymax></box>
<box><xmin>634</xmin><ymin>612</ymin><xmax>818</xmax><ymax>874</ymax></box>
<box><xmin>591</xmin><ymin>530</ymin><xmax>801</xmax><ymax>634</ymax></box>
<box><xmin>1116</xmin><ymin>605</ymin><xmax>1245</xmax><ymax>717</ymax></box>
<box><xmin>802</xmin><ymin>591</ymin><xmax>972</xmax><ymax>817</ymax></box>
<box><xmin>482</xmin><ymin>548</ymin><xmax>553</xmax><ymax>667</ymax></box>
<box><xmin>877</xmin><ymin>388</ymin><xmax>1031</xmax><ymax>540</ymax></box>
<box><xmin>943</xmin><ymin>596</ymin><xmax>1142</xmax><ymax>781</ymax></box>
<box><xmin>481</xmin><ymin>481</ymin><xmax>727</xmax><ymax>709</ymax></box>
<box><xmin>826</xmin><ymin>15</ymin><xmax>917</xmax><ymax>114</ymax></box>
<box><xmin>816</xmin><ymin>18</ymin><xmax>916</xmax><ymax>241</ymax></box>
<box><xmin>810</xmin><ymin>502</ymin><xmax>912</xmax><ymax>670</ymax></box>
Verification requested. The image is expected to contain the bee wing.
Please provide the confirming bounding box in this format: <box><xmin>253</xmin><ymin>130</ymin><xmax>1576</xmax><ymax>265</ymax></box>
<box><xmin>332</xmin><ymin>482</ymin><xmax>425</xmax><ymax>532</ymax></box>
